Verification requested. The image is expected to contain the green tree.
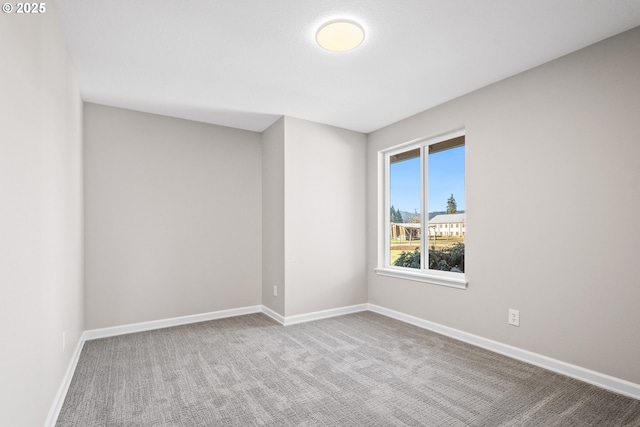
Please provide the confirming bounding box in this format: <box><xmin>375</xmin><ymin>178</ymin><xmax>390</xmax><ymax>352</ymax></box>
<box><xmin>390</xmin><ymin>205</ymin><xmax>403</xmax><ymax>223</ymax></box>
<box><xmin>446</xmin><ymin>194</ymin><xmax>457</xmax><ymax>214</ymax></box>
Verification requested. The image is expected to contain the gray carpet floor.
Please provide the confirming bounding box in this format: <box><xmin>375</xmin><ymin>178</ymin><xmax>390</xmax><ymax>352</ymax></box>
<box><xmin>56</xmin><ymin>312</ymin><xmax>640</xmax><ymax>426</ymax></box>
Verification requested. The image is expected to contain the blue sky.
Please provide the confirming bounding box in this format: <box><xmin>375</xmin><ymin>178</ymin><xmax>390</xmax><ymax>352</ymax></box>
<box><xmin>390</xmin><ymin>146</ymin><xmax>465</xmax><ymax>214</ymax></box>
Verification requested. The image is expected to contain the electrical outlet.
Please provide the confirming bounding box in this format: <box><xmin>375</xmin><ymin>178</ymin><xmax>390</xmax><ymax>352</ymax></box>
<box><xmin>62</xmin><ymin>332</ymin><xmax>66</xmax><ymax>353</ymax></box>
<box><xmin>508</xmin><ymin>309</ymin><xmax>520</xmax><ymax>327</ymax></box>
<box><xmin>273</xmin><ymin>285</ymin><xmax>277</xmax><ymax>297</ymax></box>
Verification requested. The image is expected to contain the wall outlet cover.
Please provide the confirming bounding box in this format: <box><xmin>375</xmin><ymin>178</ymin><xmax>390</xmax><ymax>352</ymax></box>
<box><xmin>508</xmin><ymin>309</ymin><xmax>520</xmax><ymax>327</ymax></box>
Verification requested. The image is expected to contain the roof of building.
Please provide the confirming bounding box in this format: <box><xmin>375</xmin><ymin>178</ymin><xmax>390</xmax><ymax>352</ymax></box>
<box><xmin>391</xmin><ymin>214</ymin><xmax>465</xmax><ymax>228</ymax></box>
<box><xmin>428</xmin><ymin>214</ymin><xmax>465</xmax><ymax>224</ymax></box>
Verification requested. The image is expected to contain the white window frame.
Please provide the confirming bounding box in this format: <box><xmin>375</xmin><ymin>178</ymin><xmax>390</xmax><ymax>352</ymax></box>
<box><xmin>375</xmin><ymin>128</ymin><xmax>468</xmax><ymax>289</ymax></box>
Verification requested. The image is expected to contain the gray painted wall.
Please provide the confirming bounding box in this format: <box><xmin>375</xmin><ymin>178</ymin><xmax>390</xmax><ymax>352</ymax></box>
<box><xmin>84</xmin><ymin>104</ymin><xmax>262</xmax><ymax>329</ymax></box>
<box><xmin>367</xmin><ymin>27</ymin><xmax>640</xmax><ymax>384</ymax></box>
<box><xmin>0</xmin><ymin>5</ymin><xmax>84</xmax><ymax>426</ymax></box>
<box><xmin>262</xmin><ymin>118</ymin><xmax>286</xmax><ymax>315</ymax></box>
<box><xmin>284</xmin><ymin>117</ymin><xmax>367</xmax><ymax>317</ymax></box>
<box><xmin>261</xmin><ymin>117</ymin><xmax>368</xmax><ymax>317</ymax></box>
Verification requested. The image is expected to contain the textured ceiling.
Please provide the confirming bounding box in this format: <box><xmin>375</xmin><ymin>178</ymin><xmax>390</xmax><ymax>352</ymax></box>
<box><xmin>52</xmin><ymin>0</ymin><xmax>640</xmax><ymax>133</ymax></box>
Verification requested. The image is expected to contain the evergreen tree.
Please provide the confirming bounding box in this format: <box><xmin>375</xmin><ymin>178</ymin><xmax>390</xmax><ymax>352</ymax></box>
<box><xmin>390</xmin><ymin>205</ymin><xmax>403</xmax><ymax>223</ymax></box>
<box><xmin>447</xmin><ymin>194</ymin><xmax>457</xmax><ymax>214</ymax></box>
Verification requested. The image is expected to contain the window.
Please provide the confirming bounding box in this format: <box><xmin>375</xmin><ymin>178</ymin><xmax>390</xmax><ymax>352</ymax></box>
<box><xmin>376</xmin><ymin>129</ymin><xmax>467</xmax><ymax>289</ymax></box>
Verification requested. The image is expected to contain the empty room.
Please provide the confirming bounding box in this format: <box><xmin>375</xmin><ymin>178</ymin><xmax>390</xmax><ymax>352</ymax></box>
<box><xmin>2</xmin><ymin>1</ymin><xmax>640</xmax><ymax>426</ymax></box>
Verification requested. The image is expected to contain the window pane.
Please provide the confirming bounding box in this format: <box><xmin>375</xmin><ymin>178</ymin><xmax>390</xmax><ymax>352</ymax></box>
<box><xmin>389</xmin><ymin>148</ymin><xmax>420</xmax><ymax>268</ymax></box>
<box><xmin>427</xmin><ymin>142</ymin><xmax>465</xmax><ymax>273</ymax></box>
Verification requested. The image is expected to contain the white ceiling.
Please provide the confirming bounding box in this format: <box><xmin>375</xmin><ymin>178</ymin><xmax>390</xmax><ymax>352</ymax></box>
<box><xmin>53</xmin><ymin>0</ymin><xmax>640</xmax><ymax>133</ymax></box>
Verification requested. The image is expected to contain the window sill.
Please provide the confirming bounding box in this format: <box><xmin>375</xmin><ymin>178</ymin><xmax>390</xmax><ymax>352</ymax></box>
<box><xmin>374</xmin><ymin>267</ymin><xmax>468</xmax><ymax>290</ymax></box>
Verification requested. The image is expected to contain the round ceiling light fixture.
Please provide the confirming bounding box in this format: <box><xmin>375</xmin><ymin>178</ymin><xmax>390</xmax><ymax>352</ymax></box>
<box><xmin>316</xmin><ymin>20</ymin><xmax>365</xmax><ymax>52</ymax></box>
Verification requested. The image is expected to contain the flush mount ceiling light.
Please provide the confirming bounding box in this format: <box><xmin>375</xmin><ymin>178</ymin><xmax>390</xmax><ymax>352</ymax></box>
<box><xmin>316</xmin><ymin>20</ymin><xmax>365</xmax><ymax>52</ymax></box>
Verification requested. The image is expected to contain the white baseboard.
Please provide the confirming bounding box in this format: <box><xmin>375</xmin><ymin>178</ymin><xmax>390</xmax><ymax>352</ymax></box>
<box><xmin>368</xmin><ymin>303</ymin><xmax>640</xmax><ymax>400</ymax></box>
<box><xmin>261</xmin><ymin>305</ymin><xmax>285</xmax><ymax>324</ymax></box>
<box><xmin>282</xmin><ymin>304</ymin><xmax>369</xmax><ymax>326</ymax></box>
<box><xmin>261</xmin><ymin>304</ymin><xmax>369</xmax><ymax>326</ymax></box>
<box><xmin>44</xmin><ymin>334</ymin><xmax>85</xmax><ymax>427</ymax></box>
<box><xmin>83</xmin><ymin>305</ymin><xmax>263</xmax><ymax>341</ymax></box>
